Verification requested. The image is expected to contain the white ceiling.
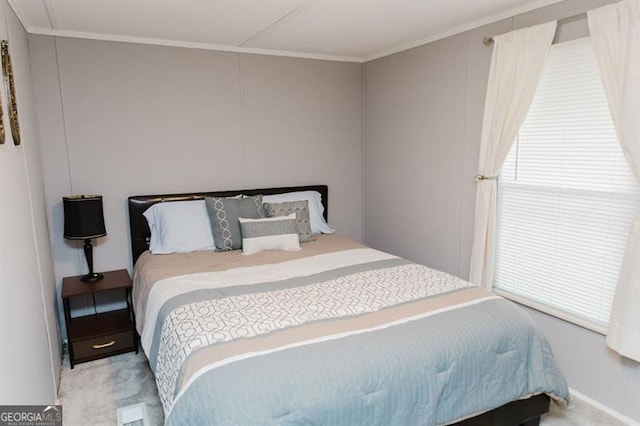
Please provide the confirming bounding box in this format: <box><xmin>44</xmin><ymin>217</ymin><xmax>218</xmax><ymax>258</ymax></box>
<box><xmin>9</xmin><ymin>0</ymin><xmax>564</xmax><ymax>62</ymax></box>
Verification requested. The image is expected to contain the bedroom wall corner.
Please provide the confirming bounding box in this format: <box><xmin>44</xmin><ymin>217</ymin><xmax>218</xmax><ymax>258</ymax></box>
<box><xmin>0</xmin><ymin>0</ymin><xmax>60</xmax><ymax>404</ymax></box>
<box><xmin>28</xmin><ymin>34</ymin><xmax>83</xmax><ymax>337</ymax></box>
<box><xmin>363</xmin><ymin>30</ymin><xmax>472</xmax><ymax>276</ymax></box>
<box><xmin>240</xmin><ymin>54</ymin><xmax>363</xmax><ymax>242</ymax></box>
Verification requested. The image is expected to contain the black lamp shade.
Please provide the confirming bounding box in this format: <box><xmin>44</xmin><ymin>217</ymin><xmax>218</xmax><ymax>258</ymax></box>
<box><xmin>63</xmin><ymin>195</ymin><xmax>107</xmax><ymax>240</ymax></box>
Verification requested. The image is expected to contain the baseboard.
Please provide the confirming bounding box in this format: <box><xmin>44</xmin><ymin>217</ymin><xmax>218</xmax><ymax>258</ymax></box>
<box><xmin>569</xmin><ymin>387</ymin><xmax>639</xmax><ymax>426</ymax></box>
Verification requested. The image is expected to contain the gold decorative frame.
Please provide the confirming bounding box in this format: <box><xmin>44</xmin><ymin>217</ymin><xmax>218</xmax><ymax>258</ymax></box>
<box><xmin>0</xmin><ymin>83</ymin><xmax>4</xmax><ymax>144</ymax></box>
<box><xmin>1</xmin><ymin>40</ymin><xmax>20</xmax><ymax>145</ymax></box>
<box><xmin>0</xmin><ymin>46</ymin><xmax>4</xmax><ymax>144</ymax></box>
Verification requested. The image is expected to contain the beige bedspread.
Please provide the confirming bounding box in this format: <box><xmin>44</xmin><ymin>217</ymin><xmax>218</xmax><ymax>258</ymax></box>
<box><xmin>133</xmin><ymin>234</ymin><xmax>364</xmax><ymax>334</ymax></box>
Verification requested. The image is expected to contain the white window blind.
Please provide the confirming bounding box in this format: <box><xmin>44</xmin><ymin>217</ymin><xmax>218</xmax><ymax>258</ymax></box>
<box><xmin>495</xmin><ymin>37</ymin><xmax>640</xmax><ymax>331</ymax></box>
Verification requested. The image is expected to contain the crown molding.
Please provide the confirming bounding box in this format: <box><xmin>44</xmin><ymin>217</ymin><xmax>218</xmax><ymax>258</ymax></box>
<box><xmin>24</xmin><ymin>27</ymin><xmax>364</xmax><ymax>63</ymax></box>
<box><xmin>362</xmin><ymin>0</ymin><xmax>566</xmax><ymax>62</ymax></box>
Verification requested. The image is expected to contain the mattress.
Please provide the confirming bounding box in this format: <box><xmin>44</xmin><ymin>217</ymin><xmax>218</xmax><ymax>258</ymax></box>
<box><xmin>133</xmin><ymin>235</ymin><xmax>569</xmax><ymax>425</ymax></box>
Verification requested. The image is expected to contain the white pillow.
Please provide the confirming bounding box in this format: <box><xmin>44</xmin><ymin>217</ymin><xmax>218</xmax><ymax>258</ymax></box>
<box><xmin>261</xmin><ymin>191</ymin><xmax>334</xmax><ymax>234</ymax></box>
<box><xmin>143</xmin><ymin>200</ymin><xmax>215</xmax><ymax>254</ymax></box>
<box><xmin>239</xmin><ymin>214</ymin><xmax>300</xmax><ymax>255</ymax></box>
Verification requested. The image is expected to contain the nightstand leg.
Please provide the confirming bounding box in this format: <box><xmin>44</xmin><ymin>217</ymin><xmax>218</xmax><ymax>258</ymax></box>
<box><xmin>63</xmin><ymin>297</ymin><xmax>75</xmax><ymax>369</ymax></box>
<box><xmin>126</xmin><ymin>288</ymin><xmax>139</xmax><ymax>354</ymax></box>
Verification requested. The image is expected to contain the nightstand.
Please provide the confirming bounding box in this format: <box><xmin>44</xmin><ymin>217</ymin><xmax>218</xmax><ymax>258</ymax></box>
<box><xmin>62</xmin><ymin>269</ymin><xmax>138</xmax><ymax>368</ymax></box>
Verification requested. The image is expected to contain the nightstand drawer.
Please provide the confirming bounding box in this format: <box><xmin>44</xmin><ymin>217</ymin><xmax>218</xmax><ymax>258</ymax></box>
<box><xmin>72</xmin><ymin>330</ymin><xmax>134</xmax><ymax>360</ymax></box>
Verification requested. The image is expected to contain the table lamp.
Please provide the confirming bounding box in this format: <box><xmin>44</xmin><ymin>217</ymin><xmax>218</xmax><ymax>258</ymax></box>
<box><xmin>63</xmin><ymin>195</ymin><xmax>107</xmax><ymax>282</ymax></box>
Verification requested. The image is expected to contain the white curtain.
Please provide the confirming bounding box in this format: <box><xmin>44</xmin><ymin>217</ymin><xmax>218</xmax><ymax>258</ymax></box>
<box><xmin>469</xmin><ymin>21</ymin><xmax>557</xmax><ymax>289</ymax></box>
<box><xmin>588</xmin><ymin>1</ymin><xmax>640</xmax><ymax>362</ymax></box>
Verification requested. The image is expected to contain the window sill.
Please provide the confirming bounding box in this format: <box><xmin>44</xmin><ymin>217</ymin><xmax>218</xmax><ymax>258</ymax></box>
<box><xmin>493</xmin><ymin>288</ymin><xmax>608</xmax><ymax>336</ymax></box>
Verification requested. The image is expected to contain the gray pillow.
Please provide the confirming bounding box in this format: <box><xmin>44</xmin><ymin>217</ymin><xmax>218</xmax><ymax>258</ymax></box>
<box><xmin>263</xmin><ymin>200</ymin><xmax>312</xmax><ymax>243</ymax></box>
<box><xmin>239</xmin><ymin>215</ymin><xmax>300</xmax><ymax>255</ymax></box>
<box><xmin>205</xmin><ymin>195</ymin><xmax>265</xmax><ymax>251</ymax></box>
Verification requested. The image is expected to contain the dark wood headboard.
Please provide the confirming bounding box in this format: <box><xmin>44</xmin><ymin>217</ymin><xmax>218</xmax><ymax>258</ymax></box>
<box><xmin>128</xmin><ymin>185</ymin><xmax>328</xmax><ymax>266</ymax></box>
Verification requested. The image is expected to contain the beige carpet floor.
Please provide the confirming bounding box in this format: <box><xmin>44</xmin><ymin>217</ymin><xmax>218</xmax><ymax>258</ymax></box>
<box><xmin>58</xmin><ymin>351</ymin><xmax>163</xmax><ymax>426</ymax></box>
<box><xmin>58</xmin><ymin>351</ymin><xmax>628</xmax><ymax>425</ymax></box>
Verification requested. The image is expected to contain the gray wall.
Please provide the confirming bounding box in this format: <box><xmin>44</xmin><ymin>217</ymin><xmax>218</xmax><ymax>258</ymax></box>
<box><xmin>363</xmin><ymin>0</ymin><xmax>639</xmax><ymax>421</ymax></box>
<box><xmin>29</xmin><ymin>36</ymin><xmax>362</xmax><ymax>332</ymax></box>
<box><xmin>0</xmin><ymin>0</ymin><xmax>60</xmax><ymax>403</ymax></box>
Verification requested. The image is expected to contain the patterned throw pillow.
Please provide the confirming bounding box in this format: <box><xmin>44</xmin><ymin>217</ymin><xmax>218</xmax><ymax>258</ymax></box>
<box><xmin>263</xmin><ymin>200</ymin><xmax>313</xmax><ymax>243</ymax></box>
<box><xmin>238</xmin><ymin>214</ymin><xmax>300</xmax><ymax>255</ymax></box>
<box><xmin>205</xmin><ymin>195</ymin><xmax>265</xmax><ymax>251</ymax></box>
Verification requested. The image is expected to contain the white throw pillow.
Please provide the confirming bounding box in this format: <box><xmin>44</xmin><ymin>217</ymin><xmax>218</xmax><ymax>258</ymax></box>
<box><xmin>143</xmin><ymin>200</ymin><xmax>215</xmax><ymax>254</ymax></box>
<box><xmin>239</xmin><ymin>214</ymin><xmax>300</xmax><ymax>255</ymax></box>
<box><xmin>262</xmin><ymin>191</ymin><xmax>334</xmax><ymax>234</ymax></box>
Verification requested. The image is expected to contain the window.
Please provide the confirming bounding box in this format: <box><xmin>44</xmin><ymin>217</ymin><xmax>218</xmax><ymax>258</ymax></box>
<box><xmin>494</xmin><ymin>37</ymin><xmax>640</xmax><ymax>332</ymax></box>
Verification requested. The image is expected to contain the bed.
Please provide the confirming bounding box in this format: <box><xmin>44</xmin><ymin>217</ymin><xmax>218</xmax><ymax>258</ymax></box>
<box><xmin>128</xmin><ymin>185</ymin><xmax>568</xmax><ymax>426</ymax></box>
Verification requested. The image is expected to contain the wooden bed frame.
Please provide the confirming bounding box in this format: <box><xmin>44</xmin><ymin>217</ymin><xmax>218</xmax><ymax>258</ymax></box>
<box><xmin>127</xmin><ymin>184</ymin><xmax>550</xmax><ymax>426</ymax></box>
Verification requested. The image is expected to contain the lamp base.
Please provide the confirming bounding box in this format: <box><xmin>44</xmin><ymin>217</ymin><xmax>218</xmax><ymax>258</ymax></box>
<box><xmin>81</xmin><ymin>272</ymin><xmax>104</xmax><ymax>283</ymax></box>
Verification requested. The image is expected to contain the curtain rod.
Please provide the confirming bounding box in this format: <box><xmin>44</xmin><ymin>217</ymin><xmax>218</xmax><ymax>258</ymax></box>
<box><xmin>482</xmin><ymin>11</ymin><xmax>587</xmax><ymax>46</ymax></box>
